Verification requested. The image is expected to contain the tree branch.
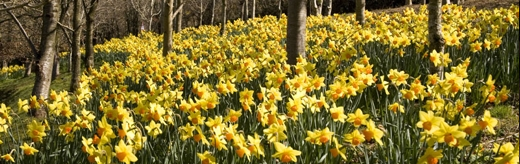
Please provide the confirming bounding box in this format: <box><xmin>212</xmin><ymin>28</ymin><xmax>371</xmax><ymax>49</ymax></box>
<box><xmin>3</xmin><ymin>4</ymin><xmax>39</xmax><ymax>57</ymax></box>
<box><xmin>172</xmin><ymin>3</ymin><xmax>184</xmax><ymax>19</ymax></box>
<box><xmin>57</xmin><ymin>21</ymin><xmax>75</xmax><ymax>32</ymax></box>
<box><xmin>0</xmin><ymin>2</ymin><xmax>29</xmax><ymax>12</ymax></box>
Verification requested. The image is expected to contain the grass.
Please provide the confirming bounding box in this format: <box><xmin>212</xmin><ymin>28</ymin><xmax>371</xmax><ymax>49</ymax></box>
<box><xmin>0</xmin><ymin>71</ymin><xmax>71</xmax><ymax>145</ymax></box>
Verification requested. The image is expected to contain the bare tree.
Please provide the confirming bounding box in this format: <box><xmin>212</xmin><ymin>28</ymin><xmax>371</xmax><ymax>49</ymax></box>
<box><xmin>175</xmin><ymin>0</ymin><xmax>183</xmax><ymax>33</ymax></box>
<box><xmin>32</xmin><ymin>0</ymin><xmax>61</xmax><ymax>118</ymax></box>
<box><xmin>70</xmin><ymin>0</ymin><xmax>82</xmax><ymax>92</ymax></box>
<box><xmin>251</xmin><ymin>0</ymin><xmax>255</xmax><ymax>19</ymax></box>
<box><xmin>220</xmin><ymin>0</ymin><xmax>226</xmax><ymax>35</ymax></box>
<box><xmin>286</xmin><ymin>0</ymin><xmax>306</xmax><ymax>65</ymax></box>
<box><xmin>84</xmin><ymin>0</ymin><xmax>98</xmax><ymax>73</ymax></box>
<box><xmin>163</xmin><ymin>0</ymin><xmax>184</xmax><ymax>56</ymax></box>
<box><xmin>406</xmin><ymin>0</ymin><xmax>413</xmax><ymax>5</ymax></box>
<box><xmin>355</xmin><ymin>0</ymin><xmax>365</xmax><ymax>25</ymax></box>
<box><xmin>428</xmin><ymin>0</ymin><xmax>445</xmax><ymax>80</ymax></box>
<box><xmin>210</xmin><ymin>0</ymin><xmax>215</xmax><ymax>25</ymax></box>
<box><xmin>130</xmin><ymin>0</ymin><xmax>161</xmax><ymax>31</ymax></box>
<box><xmin>310</xmin><ymin>0</ymin><xmax>323</xmax><ymax>16</ymax></box>
<box><xmin>325</xmin><ymin>0</ymin><xmax>332</xmax><ymax>16</ymax></box>
<box><xmin>277</xmin><ymin>0</ymin><xmax>282</xmax><ymax>19</ymax></box>
<box><xmin>163</xmin><ymin>0</ymin><xmax>174</xmax><ymax>56</ymax></box>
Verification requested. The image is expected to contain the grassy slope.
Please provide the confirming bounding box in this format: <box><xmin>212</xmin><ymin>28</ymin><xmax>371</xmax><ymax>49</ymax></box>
<box><xmin>0</xmin><ymin>0</ymin><xmax>518</xmax><ymax>149</ymax></box>
<box><xmin>0</xmin><ymin>72</ymin><xmax>71</xmax><ymax>143</ymax></box>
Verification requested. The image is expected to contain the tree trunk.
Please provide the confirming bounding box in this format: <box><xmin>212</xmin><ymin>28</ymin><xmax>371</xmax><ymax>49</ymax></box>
<box><xmin>310</xmin><ymin>0</ymin><xmax>322</xmax><ymax>16</ymax></box>
<box><xmin>32</xmin><ymin>0</ymin><xmax>60</xmax><ymax>118</ymax></box>
<box><xmin>325</xmin><ymin>0</ymin><xmax>332</xmax><ymax>16</ymax></box>
<box><xmin>355</xmin><ymin>0</ymin><xmax>365</xmax><ymax>25</ymax></box>
<box><xmin>423</xmin><ymin>0</ymin><xmax>427</xmax><ymax>5</ymax></box>
<box><xmin>2</xmin><ymin>60</ymin><xmax>7</xmax><ymax>68</ymax></box>
<box><xmin>442</xmin><ymin>0</ymin><xmax>450</xmax><ymax>5</ymax></box>
<box><xmin>317</xmin><ymin>0</ymin><xmax>322</xmax><ymax>16</ymax></box>
<box><xmin>310</xmin><ymin>0</ymin><xmax>317</xmax><ymax>16</ymax></box>
<box><xmin>199</xmin><ymin>0</ymin><xmax>203</xmax><ymax>26</ymax></box>
<box><xmin>210</xmin><ymin>0</ymin><xmax>215</xmax><ymax>25</ymax></box>
<box><xmin>277</xmin><ymin>0</ymin><xmax>282</xmax><ymax>19</ymax></box>
<box><xmin>252</xmin><ymin>0</ymin><xmax>255</xmax><ymax>19</ymax></box>
<box><xmin>24</xmin><ymin>60</ymin><xmax>33</xmax><ymax>77</ymax></box>
<box><xmin>70</xmin><ymin>0</ymin><xmax>82</xmax><ymax>92</ymax></box>
<box><xmin>175</xmin><ymin>0</ymin><xmax>183</xmax><ymax>33</ymax></box>
<box><xmin>163</xmin><ymin>0</ymin><xmax>174</xmax><ymax>56</ymax></box>
<box><xmin>286</xmin><ymin>0</ymin><xmax>307</xmax><ymax>65</ymax></box>
<box><xmin>85</xmin><ymin>0</ymin><xmax>98</xmax><ymax>73</ymax></box>
<box><xmin>220</xmin><ymin>0</ymin><xmax>226</xmax><ymax>35</ymax></box>
<box><xmin>428</xmin><ymin>0</ymin><xmax>445</xmax><ymax>80</ymax></box>
<box><xmin>406</xmin><ymin>0</ymin><xmax>413</xmax><ymax>5</ymax></box>
<box><xmin>244</xmin><ymin>0</ymin><xmax>248</xmax><ymax>21</ymax></box>
<box><xmin>52</xmin><ymin>53</ymin><xmax>60</xmax><ymax>81</ymax></box>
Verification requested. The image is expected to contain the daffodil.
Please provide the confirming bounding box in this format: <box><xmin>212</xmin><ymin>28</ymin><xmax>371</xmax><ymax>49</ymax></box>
<box><xmin>363</xmin><ymin>120</ymin><xmax>385</xmax><ymax>145</ymax></box>
<box><xmin>115</xmin><ymin>140</ymin><xmax>138</xmax><ymax>164</ymax></box>
<box><xmin>433</xmin><ymin>122</ymin><xmax>466</xmax><ymax>147</ymax></box>
<box><xmin>197</xmin><ymin>151</ymin><xmax>216</xmax><ymax>164</ymax></box>
<box><xmin>272</xmin><ymin>142</ymin><xmax>302</xmax><ymax>163</ymax></box>
<box><xmin>263</xmin><ymin>123</ymin><xmax>287</xmax><ymax>142</ymax></box>
<box><xmin>329</xmin><ymin>137</ymin><xmax>347</xmax><ymax>160</ymax></box>
<box><xmin>27</xmin><ymin>120</ymin><xmax>46</xmax><ymax>143</ymax></box>
<box><xmin>20</xmin><ymin>142</ymin><xmax>39</xmax><ymax>155</ymax></box>
<box><xmin>305</xmin><ymin>127</ymin><xmax>335</xmax><ymax>145</ymax></box>
<box><xmin>329</xmin><ymin>105</ymin><xmax>347</xmax><ymax>123</ymax></box>
<box><xmin>344</xmin><ymin>129</ymin><xmax>365</xmax><ymax>147</ymax></box>
<box><xmin>416</xmin><ymin>110</ymin><xmax>444</xmax><ymax>132</ymax></box>
<box><xmin>418</xmin><ymin>147</ymin><xmax>443</xmax><ymax>164</ymax></box>
<box><xmin>1</xmin><ymin>153</ymin><xmax>14</xmax><ymax>162</ymax></box>
<box><xmin>478</xmin><ymin>110</ymin><xmax>498</xmax><ymax>134</ymax></box>
<box><xmin>145</xmin><ymin>120</ymin><xmax>162</xmax><ymax>139</ymax></box>
<box><xmin>247</xmin><ymin>133</ymin><xmax>265</xmax><ymax>158</ymax></box>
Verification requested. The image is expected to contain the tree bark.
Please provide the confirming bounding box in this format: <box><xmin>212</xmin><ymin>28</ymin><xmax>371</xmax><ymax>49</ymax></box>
<box><xmin>210</xmin><ymin>0</ymin><xmax>215</xmax><ymax>25</ymax></box>
<box><xmin>423</xmin><ymin>0</ymin><xmax>427</xmax><ymax>5</ymax></box>
<box><xmin>85</xmin><ymin>0</ymin><xmax>98</xmax><ymax>73</ymax></box>
<box><xmin>325</xmin><ymin>0</ymin><xmax>332</xmax><ymax>16</ymax></box>
<box><xmin>220</xmin><ymin>0</ymin><xmax>226</xmax><ymax>35</ymax></box>
<box><xmin>442</xmin><ymin>0</ymin><xmax>450</xmax><ymax>5</ymax></box>
<box><xmin>406</xmin><ymin>0</ymin><xmax>413</xmax><ymax>5</ymax></box>
<box><xmin>244</xmin><ymin>0</ymin><xmax>248</xmax><ymax>21</ymax></box>
<box><xmin>251</xmin><ymin>0</ymin><xmax>255</xmax><ymax>19</ymax></box>
<box><xmin>52</xmin><ymin>53</ymin><xmax>60</xmax><ymax>81</ymax></box>
<box><xmin>428</xmin><ymin>0</ymin><xmax>445</xmax><ymax>80</ymax></box>
<box><xmin>355</xmin><ymin>0</ymin><xmax>365</xmax><ymax>25</ymax></box>
<box><xmin>199</xmin><ymin>0</ymin><xmax>203</xmax><ymax>26</ymax></box>
<box><xmin>32</xmin><ymin>0</ymin><xmax>60</xmax><ymax>118</ymax></box>
<box><xmin>310</xmin><ymin>0</ymin><xmax>322</xmax><ymax>16</ymax></box>
<box><xmin>277</xmin><ymin>0</ymin><xmax>282</xmax><ymax>19</ymax></box>
<box><xmin>286</xmin><ymin>0</ymin><xmax>307</xmax><ymax>65</ymax></box>
<box><xmin>163</xmin><ymin>0</ymin><xmax>174</xmax><ymax>56</ymax></box>
<box><xmin>175</xmin><ymin>0</ymin><xmax>183</xmax><ymax>33</ymax></box>
<box><xmin>70</xmin><ymin>0</ymin><xmax>82</xmax><ymax>92</ymax></box>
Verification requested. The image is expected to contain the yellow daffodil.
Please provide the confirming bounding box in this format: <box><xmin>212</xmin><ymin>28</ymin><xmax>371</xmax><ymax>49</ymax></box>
<box><xmin>272</xmin><ymin>142</ymin><xmax>302</xmax><ymax>163</ymax></box>
<box><xmin>27</xmin><ymin>120</ymin><xmax>46</xmax><ymax>143</ymax></box>
<box><xmin>418</xmin><ymin>147</ymin><xmax>443</xmax><ymax>164</ymax></box>
<box><xmin>20</xmin><ymin>142</ymin><xmax>39</xmax><ymax>155</ymax></box>
<box><xmin>433</xmin><ymin>122</ymin><xmax>466</xmax><ymax>147</ymax></box>
<box><xmin>145</xmin><ymin>120</ymin><xmax>162</xmax><ymax>139</ymax></box>
<box><xmin>478</xmin><ymin>110</ymin><xmax>498</xmax><ymax>134</ymax></box>
<box><xmin>197</xmin><ymin>151</ymin><xmax>216</xmax><ymax>164</ymax></box>
<box><xmin>343</xmin><ymin>129</ymin><xmax>365</xmax><ymax>147</ymax></box>
<box><xmin>329</xmin><ymin>105</ymin><xmax>347</xmax><ymax>123</ymax></box>
<box><xmin>347</xmin><ymin>108</ymin><xmax>370</xmax><ymax>127</ymax></box>
<box><xmin>1</xmin><ymin>153</ymin><xmax>14</xmax><ymax>162</ymax></box>
<box><xmin>363</xmin><ymin>120</ymin><xmax>385</xmax><ymax>145</ymax></box>
<box><xmin>115</xmin><ymin>140</ymin><xmax>138</xmax><ymax>164</ymax></box>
